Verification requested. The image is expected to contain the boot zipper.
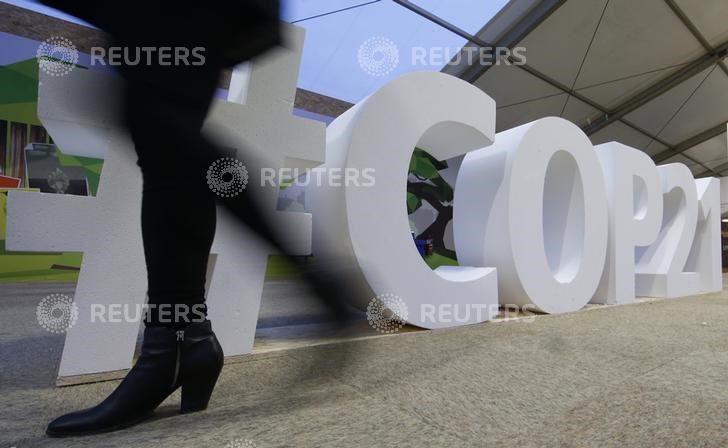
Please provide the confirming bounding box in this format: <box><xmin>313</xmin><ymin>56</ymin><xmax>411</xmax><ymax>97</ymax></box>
<box><xmin>171</xmin><ymin>330</ymin><xmax>184</xmax><ymax>389</ymax></box>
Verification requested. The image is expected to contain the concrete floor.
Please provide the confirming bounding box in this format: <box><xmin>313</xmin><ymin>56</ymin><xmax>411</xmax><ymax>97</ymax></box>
<box><xmin>2</xmin><ymin>279</ymin><xmax>728</xmax><ymax>447</ymax></box>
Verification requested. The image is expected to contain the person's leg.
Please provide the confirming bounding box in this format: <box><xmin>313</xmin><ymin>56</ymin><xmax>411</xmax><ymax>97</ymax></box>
<box><xmin>46</xmin><ymin>36</ymin><xmax>231</xmax><ymax>439</ymax></box>
<box><xmin>46</xmin><ymin>1</ymin><xmax>360</xmax><ymax>435</ymax></box>
<box><xmin>123</xmin><ymin>66</ymin><xmax>222</xmax><ymax>327</ymax></box>
<box><xmin>123</xmin><ymin>58</ymin><xmax>356</xmax><ymax>324</ymax></box>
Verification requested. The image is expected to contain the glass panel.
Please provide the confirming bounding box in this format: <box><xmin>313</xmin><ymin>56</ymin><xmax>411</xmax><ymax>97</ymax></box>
<box><xmin>283</xmin><ymin>0</ymin><xmax>509</xmax><ymax>102</ymax></box>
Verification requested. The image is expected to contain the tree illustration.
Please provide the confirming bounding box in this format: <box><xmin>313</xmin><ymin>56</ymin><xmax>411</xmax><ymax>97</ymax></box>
<box><xmin>407</xmin><ymin>148</ymin><xmax>456</xmax><ymax>260</ymax></box>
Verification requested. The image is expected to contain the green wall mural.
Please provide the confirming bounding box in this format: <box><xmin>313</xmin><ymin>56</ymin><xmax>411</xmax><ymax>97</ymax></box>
<box><xmin>0</xmin><ymin>57</ymin><xmax>102</xmax><ymax>283</ymax></box>
<box><xmin>407</xmin><ymin>148</ymin><xmax>459</xmax><ymax>269</ymax></box>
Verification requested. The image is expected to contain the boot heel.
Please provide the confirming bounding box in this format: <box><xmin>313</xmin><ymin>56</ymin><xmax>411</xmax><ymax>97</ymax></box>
<box><xmin>180</xmin><ymin>371</ymin><xmax>220</xmax><ymax>414</ymax></box>
<box><xmin>178</xmin><ymin>321</ymin><xmax>224</xmax><ymax>414</ymax></box>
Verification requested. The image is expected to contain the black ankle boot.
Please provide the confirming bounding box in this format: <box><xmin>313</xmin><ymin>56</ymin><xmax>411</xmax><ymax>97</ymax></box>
<box><xmin>46</xmin><ymin>320</ymin><xmax>224</xmax><ymax>437</ymax></box>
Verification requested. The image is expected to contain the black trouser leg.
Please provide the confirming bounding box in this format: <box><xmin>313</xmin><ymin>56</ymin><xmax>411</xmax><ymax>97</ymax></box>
<box><xmin>122</xmin><ymin>61</ymin><xmax>223</xmax><ymax>327</ymax></box>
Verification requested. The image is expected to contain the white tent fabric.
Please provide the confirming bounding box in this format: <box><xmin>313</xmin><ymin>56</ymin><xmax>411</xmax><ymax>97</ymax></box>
<box><xmin>443</xmin><ymin>0</ymin><xmax>728</xmax><ymax>178</ymax></box>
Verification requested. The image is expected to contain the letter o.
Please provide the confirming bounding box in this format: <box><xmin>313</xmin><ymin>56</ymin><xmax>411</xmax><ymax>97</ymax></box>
<box><xmin>454</xmin><ymin>117</ymin><xmax>608</xmax><ymax>313</ymax></box>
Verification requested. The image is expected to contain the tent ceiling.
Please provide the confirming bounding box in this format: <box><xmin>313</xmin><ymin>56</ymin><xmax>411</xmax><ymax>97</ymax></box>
<box><xmin>441</xmin><ymin>0</ymin><xmax>728</xmax><ymax>177</ymax></box>
<box><xmin>673</xmin><ymin>0</ymin><xmax>728</xmax><ymax>47</ymax></box>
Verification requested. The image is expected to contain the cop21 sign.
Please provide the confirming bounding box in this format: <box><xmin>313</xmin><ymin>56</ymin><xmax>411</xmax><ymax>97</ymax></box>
<box><xmin>308</xmin><ymin>72</ymin><xmax>722</xmax><ymax>329</ymax></box>
<box><xmin>6</xmin><ymin>28</ymin><xmax>721</xmax><ymax>378</ymax></box>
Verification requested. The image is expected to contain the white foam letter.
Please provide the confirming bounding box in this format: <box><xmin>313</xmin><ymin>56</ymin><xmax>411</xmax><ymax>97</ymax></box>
<box><xmin>635</xmin><ymin>163</ymin><xmax>699</xmax><ymax>297</ymax></box>
<box><xmin>308</xmin><ymin>72</ymin><xmax>499</xmax><ymax>329</ymax></box>
<box><xmin>592</xmin><ymin>142</ymin><xmax>663</xmax><ymax>304</ymax></box>
<box><xmin>455</xmin><ymin>117</ymin><xmax>608</xmax><ymax>314</ymax></box>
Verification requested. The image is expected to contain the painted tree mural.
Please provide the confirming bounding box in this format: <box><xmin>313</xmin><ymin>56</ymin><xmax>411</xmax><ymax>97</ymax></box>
<box><xmin>407</xmin><ymin>148</ymin><xmax>456</xmax><ymax>262</ymax></box>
